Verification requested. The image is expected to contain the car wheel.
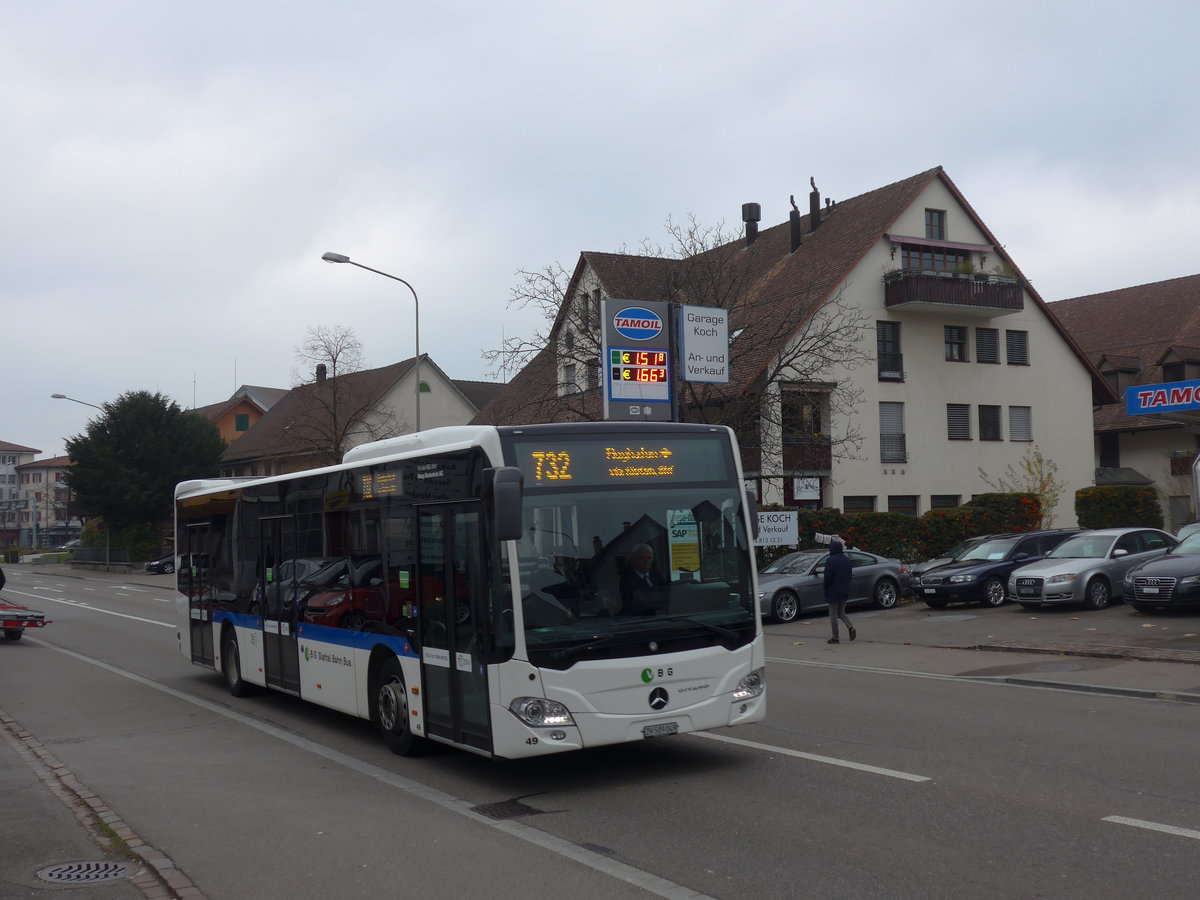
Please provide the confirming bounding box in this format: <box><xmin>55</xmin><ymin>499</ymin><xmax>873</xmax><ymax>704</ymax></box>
<box><xmin>1082</xmin><ymin>578</ymin><xmax>1111</xmax><ymax>611</ymax></box>
<box><xmin>221</xmin><ymin>629</ymin><xmax>254</xmax><ymax>697</ymax></box>
<box><xmin>1018</xmin><ymin>602</ymin><xmax>1042</xmax><ymax>610</ymax></box>
<box><xmin>164</xmin><ymin>562</ymin><xmax>175</xmax><ymax>574</ymax></box>
<box><xmin>981</xmin><ymin>577</ymin><xmax>1008</xmax><ymax>607</ymax></box>
<box><xmin>924</xmin><ymin>598</ymin><xmax>948</xmax><ymax>609</ymax></box>
<box><xmin>3</xmin><ymin>629</ymin><xmax>22</xmax><ymax>642</ymax></box>
<box><xmin>771</xmin><ymin>591</ymin><xmax>799</xmax><ymax>623</ymax></box>
<box><xmin>342</xmin><ymin>610</ymin><xmax>367</xmax><ymax>631</ymax></box>
<box><xmin>376</xmin><ymin>658</ymin><xmax>423</xmax><ymax>757</ymax></box>
<box><xmin>873</xmin><ymin>579</ymin><xmax>899</xmax><ymax>610</ymax></box>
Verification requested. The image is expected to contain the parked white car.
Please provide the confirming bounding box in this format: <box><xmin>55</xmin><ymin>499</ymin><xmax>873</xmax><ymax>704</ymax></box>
<box><xmin>1008</xmin><ymin>528</ymin><xmax>1176</xmax><ymax>610</ymax></box>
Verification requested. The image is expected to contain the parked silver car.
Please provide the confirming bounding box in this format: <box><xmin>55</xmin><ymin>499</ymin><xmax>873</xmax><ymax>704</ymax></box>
<box><xmin>757</xmin><ymin>548</ymin><xmax>903</xmax><ymax>623</ymax></box>
<box><xmin>1007</xmin><ymin>528</ymin><xmax>1176</xmax><ymax>610</ymax></box>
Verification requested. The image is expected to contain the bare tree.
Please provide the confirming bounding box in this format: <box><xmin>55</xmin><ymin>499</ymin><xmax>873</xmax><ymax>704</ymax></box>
<box><xmin>484</xmin><ymin>214</ymin><xmax>870</xmax><ymax>475</ymax></box>
<box><xmin>292</xmin><ymin>324</ymin><xmax>366</xmax><ymax>384</ymax></box>
<box><xmin>284</xmin><ymin>326</ymin><xmax>403</xmax><ymax>466</ymax></box>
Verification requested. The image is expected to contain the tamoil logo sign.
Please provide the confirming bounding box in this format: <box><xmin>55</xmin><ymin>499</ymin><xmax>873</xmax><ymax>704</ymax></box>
<box><xmin>613</xmin><ymin>307</ymin><xmax>664</xmax><ymax>341</ymax></box>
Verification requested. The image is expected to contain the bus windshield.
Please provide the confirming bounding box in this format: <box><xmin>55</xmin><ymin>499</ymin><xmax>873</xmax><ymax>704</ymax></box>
<box><xmin>511</xmin><ymin>484</ymin><xmax>756</xmax><ymax>668</ymax></box>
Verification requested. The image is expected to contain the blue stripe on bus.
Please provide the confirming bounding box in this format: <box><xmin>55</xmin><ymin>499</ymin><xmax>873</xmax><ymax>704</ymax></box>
<box><xmin>211</xmin><ymin>611</ymin><xmax>419</xmax><ymax>659</ymax></box>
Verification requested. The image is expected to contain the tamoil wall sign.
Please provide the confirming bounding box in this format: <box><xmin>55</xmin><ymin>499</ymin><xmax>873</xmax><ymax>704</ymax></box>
<box><xmin>1126</xmin><ymin>380</ymin><xmax>1200</xmax><ymax>416</ymax></box>
<box><xmin>602</xmin><ymin>299</ymin><xmax>673</xmax><ymax>421</ymax></box>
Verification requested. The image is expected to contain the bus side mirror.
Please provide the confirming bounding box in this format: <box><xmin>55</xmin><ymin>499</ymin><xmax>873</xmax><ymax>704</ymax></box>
<box><xmin>745</xmin><ymin>489</ymin><xmax>759</xmax><ymax>540</ymax></box>
<box><xmin>488</xmin><ymin>466</ymin><xmax>524</xmax><ymax>542</ymax></box>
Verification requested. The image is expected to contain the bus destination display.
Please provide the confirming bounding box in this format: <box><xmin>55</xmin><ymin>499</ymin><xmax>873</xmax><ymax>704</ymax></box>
<box><xmin>510</xmin><ymin>436</ymin><xmax>729</xmax><ymax>487</ymax></box>
<box><xmin>609</xmin><ymin>348</ymin><xmax>670</xmax><ymax>401</ymax></box>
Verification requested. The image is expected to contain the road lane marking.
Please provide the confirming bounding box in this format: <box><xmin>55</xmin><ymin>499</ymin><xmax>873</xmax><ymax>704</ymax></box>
<box><xmin>25</xmin><ymin>640</ymin><xmax>715</xmax><ymax>900</ymax></box>
<box><xmin>3</xmin><ymin>588</ymin><xmax>172</xmax><ymax>628</ymax></box>
<box><xmin>1103</xmin><ymin>816</ymin><xmax>1200</xmax><ymax>841</ymax></box>
<box><xmin>692</xmin><ymin>732</ymin><xmax>932</xmax><ymax>782</ymax></box>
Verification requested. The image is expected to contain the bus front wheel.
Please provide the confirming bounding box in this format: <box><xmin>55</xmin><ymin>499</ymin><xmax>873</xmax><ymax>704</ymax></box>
<box><xmin>377</xmin><ymin>658</ymin><xmax>423</xmax><ymax>757</ymax></box>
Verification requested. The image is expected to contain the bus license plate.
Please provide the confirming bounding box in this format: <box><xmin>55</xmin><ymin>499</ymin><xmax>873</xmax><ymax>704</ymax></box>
<box><xmin>643</xmin><ymin>722</ymin><xmax>678</xmax><ymax>738</ymax></box>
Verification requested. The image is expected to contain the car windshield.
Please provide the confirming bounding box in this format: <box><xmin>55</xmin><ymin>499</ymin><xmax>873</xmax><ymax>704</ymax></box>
<box><xmin>762</xmin><ymin>552</ymin><xmax>824</xmax><ymax>574</ymax></box>
<box><xmin>1047</xmin><ymin>534</ymin><xmax>1113</xmax><ymax>559</ymax></box>
<box><xmin>1171</xmin><ymin>533</ymin><xmax>1200</xmax><ymax>556</ymax></box>
<box><xmin>959</xmin><ymin>538</ymin><xmax>1018</xmax><ymax>562</ymax></box>
<box><xmin>941</xmin><ymin>539</ymin><xmax>981</xmax><ymax>560</ymax></box>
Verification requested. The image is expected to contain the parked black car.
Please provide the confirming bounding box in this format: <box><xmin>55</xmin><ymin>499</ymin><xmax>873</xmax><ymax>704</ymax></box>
<box><xmin>916</xmin><ymin>529</ymin><xmax>1082</xmax><ymax>608</ymax></box>
<box><xmin>1123</xmin><ymin>533</ymin><xmax>1200</xmax><ymax>612</ymax></box>
<box><xmin>145</xmin><ymin>554</ymin><xmax>176</xmax><ymax>574</ymax></box>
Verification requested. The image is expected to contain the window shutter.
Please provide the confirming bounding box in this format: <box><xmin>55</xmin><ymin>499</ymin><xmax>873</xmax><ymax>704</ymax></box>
<box><xmin>947</xmin><ymin>404</ymin><xmax>971</xmax><ymax>439</ymax></box>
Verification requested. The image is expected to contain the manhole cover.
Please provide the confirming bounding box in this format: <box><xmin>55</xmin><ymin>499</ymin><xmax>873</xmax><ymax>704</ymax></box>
<box><xmin>36</xmin><ymin>861</ymin><xmax>136</xmax><ymax>884</ymax></box>
<box><xmin>470</xmin><ymin>798</ymin><xmax>545</xmax><ymax>820</ymax></box>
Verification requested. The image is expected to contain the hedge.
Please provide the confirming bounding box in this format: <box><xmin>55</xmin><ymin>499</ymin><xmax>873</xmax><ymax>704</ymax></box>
<box><xmin>1075</xmin><ymin>485</ymin><xmax>1163</xmax><ymax>529</ymax></box>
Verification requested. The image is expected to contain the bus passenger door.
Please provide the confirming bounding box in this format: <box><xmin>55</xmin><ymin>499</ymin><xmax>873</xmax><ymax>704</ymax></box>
<box><xmin>418</xmin><ymin>504</ymin><xmax>491</xmax><ymax>754</ymax></box>
<box><xmin>260</xmin><ymin>516</ymin><xmax>301</xmax><ymax>694</ymax></box>
<box><xmin>183</xmin><ymin>522</ymin><xmax>215</xmax><ymax>666</ymax></box>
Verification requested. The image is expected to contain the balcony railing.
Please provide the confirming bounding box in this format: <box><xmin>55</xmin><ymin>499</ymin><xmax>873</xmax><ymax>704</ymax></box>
<box><xmin>880</xmin><ymin>434</ymin><xmax>907</xmax><ymax>463</ymax></box>
<box><xmin>883</xmin><ymin>269</ymin><xmax>1023</xmax><ymax>315</ymax></box>
<box><xmin>739</xmin><ymin>436</ymin><xmax>833</xmax><ymax>475</ymax></box>
<box><xmin>877</xmin><ymin>351</ymin><xmax>904</xmax><ymax>381</ymax></box>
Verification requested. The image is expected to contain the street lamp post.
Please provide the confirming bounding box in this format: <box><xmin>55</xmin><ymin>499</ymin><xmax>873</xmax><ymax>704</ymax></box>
<box><xmin>321</xmin><ymin>252</ymin><xmax>422</xmax><ymax>433</ymax></box>
<box><xmin>51</xmin><ymin>393</ymin><xmax>103</xmax><ymax>411</ymax></box>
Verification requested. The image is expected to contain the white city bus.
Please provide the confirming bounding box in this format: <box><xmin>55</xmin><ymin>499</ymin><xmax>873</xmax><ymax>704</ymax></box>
<box><xmin>175</xmin><ymin>422</ymin><xmax>765</xmax><ymax>758</ymax></box>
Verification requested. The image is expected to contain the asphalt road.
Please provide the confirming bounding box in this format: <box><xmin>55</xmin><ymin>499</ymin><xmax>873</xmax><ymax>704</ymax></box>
<box><xmin>3</xmin><ymin>564</ymin><xmax>1200</xmax><ymax>898</ymax></box>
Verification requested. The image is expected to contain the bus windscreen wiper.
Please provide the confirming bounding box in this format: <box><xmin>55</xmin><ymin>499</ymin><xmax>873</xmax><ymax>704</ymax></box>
<box><xmin>550</xmin><ymin>633</ymin><xmax>616</xmax><ymax>664</ymax></box>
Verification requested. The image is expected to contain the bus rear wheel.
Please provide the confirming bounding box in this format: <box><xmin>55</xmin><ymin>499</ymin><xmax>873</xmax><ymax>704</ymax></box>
<box><xmin>377</xmin><ymin>658</ymin><xmax>423</xmax><ymax>757</ymax></box>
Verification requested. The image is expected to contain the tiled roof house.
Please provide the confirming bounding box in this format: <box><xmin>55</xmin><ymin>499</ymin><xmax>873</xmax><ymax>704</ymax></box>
<box><xmin>1051</xmin><ymin>273</ymin><xmax>1200</xmax><ymax>528</ymax></box>
<box><xmin>475</xmin><ymin>167</ymin><xmax>1114</xmax><ymax>523</ymax></box>
<box><xmin>221</xmin><ymin>356</ymin><xmax>501</xmax><ymax>477</ymax></box>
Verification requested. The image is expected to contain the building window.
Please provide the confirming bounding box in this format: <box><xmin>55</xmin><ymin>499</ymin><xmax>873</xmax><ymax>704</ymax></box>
<box><xmin>587</xmin><ymin>359</ymin><xmax>600</xmax><ymax>391</ymax></box>
<box><xmin>843</xmin><ymin>496</ymin><xmax>876</xmax><ymax>514</ymax></box>
<box><xmin>561</xmin><ymin>364</ymin><xmax>578</xmax><ymax>395</ymax></box>
<box><xmin>1162</xmin><ymin>362</ymin><xmax>1185</xmax><ymax>382</ymax></box>
<box><xmin>901</xmin><ymin>244</ymin><xmax>968</xmax><ymax>272</ymax></box>
<box><xmin>925</xmin><ymin>209</ymin><xmax>947</xmax><ymax>241</ymax></box>
<box><xmin>783</xmin><ymin>392</ymin><xmax>822</xmax><ymax>441</ymax></box>
<box><xmin>879</xmin><ymin>402</ymin><xmax>906</xmax><ymax>462</ymax></box>
<box><xmin>877</xmin><ymin>321</ymin><xmax>903</xmax><ymax>380</ymax></box>
<box><xmin>888</xmin><ymin>495</ymin><xmax>919</xmax><ymax>516</ymax></box>
<box><xmin>419</xmin><ymin>382</ymin><xmax>431</xmax><ymax>393</ymax></box>
<box><xmin>930</xmin><ymin>495</ymin><xmax>960</xmax><ymax>509</ymax></box>
<box><xmin>979</xmin><ymin>405</ymin><xmax>1002</xmax><ymax>441</ymax></box>
<box><xmin>976</xmin><ymin>327</ymin><xmax>999</xmax><ymax>364</ymax></box>
<box><xmin>1009</xmin><ymin>406</ymin><xmax>1032</xmax><ymax>441</ymax></box>
<box><xmin>947</xmin><ymin>404</ymin><xmax>971</xmax><ymax>440</ymax></box>
<box><xmin>235</xmin><ymin>413</ymin><xmax>250</xmax><ymax>432</ymax></box>
<box><xmin>1006</xmin><ymin>330</ymin><xmax>1030</xmax><ymax>365</ymax></box>
<box><xmin>945</xmin><ymin>326</ymin><xmax>969</xmax><ymax>362</ymax></box>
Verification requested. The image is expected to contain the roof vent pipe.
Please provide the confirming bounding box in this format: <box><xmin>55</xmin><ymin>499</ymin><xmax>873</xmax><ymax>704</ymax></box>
<box><xmin>809</xmin><ymin>177</ymin><xmax>821</xmax><ymax>231</ymax></box>
<box><xmin>789</xmin><ymin>195</ymin><xmax>803</xmax><ymax>252</ymax></box>
<box><xmin>742</xmin><ymin>202</ymin><xmax>761</xmax><ymax>247</ymax></box>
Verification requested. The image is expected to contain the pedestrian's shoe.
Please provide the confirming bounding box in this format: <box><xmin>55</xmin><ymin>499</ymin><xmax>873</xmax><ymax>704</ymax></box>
<box><xmin>827</xmin><ymin>637</ymin><xmax>839</xmax><ymax>644</ymax></box>
<box><xmin>849</xmin><ymin>626</ymin><xmax>857</xmax><ymax>642</ymax></box>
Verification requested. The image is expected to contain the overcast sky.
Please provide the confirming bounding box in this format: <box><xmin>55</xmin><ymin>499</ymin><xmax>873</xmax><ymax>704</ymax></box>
<box><xmin>6</xmin><ymin>1</ymin><xmax>1198</xmax><ymax>460</ymax></box>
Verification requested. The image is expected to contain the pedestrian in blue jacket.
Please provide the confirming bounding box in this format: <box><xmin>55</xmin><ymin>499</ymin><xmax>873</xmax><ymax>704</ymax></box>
<box><xmin>822</xmin><ymin>541</ymin><xmax>856</xmax><ymax>644</ymax></box>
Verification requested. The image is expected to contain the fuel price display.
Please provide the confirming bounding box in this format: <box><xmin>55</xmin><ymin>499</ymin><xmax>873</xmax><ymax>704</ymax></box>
<box><xmin>609</xmin><ymin>348</ymin><xmax>670</xmax><ymax>400</ymax></box>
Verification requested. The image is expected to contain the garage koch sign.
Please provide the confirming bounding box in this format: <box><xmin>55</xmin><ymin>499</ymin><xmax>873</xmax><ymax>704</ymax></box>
<box><xmin>755</xmin><ymin>511</ymin><xmax>798</xmax><ymax>546</ymax></box>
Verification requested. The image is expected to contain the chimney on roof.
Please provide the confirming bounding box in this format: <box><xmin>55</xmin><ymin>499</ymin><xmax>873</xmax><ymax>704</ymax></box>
<box><xmin>316</xmin><ymin>363</ymin><xmax>327</xmax><ymax>384</ymax></box>
<box><xmin>809</xmin><ymin>177</ymin><xmax>821</xmax><ymax>231</ymax></box>
<box><xmin>742</xmin><ymin>202</ymin><xmax>761</xmax><ymax>247</ymax></box>
<box><xmin>789</xmin><ymin>195</ymin><xmax>803</xmax><ymax>252</ymax></box>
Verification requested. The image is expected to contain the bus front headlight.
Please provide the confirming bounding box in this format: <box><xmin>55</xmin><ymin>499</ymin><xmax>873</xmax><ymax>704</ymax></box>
<box><xmin>509</xmin><ymin>697</ymin><xmax>575</xmax><ymax>727</ymax></box>
<box><xmin>732</xmin><ymin>668</ymin><xmax>765</xmax><ymax>700</ymax></box>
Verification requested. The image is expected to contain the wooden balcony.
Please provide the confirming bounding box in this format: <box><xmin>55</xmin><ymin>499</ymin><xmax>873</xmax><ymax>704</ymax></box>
<box><xmin>883</xmin><ymin>269</ymin><xmax>1023</xmax><ymax>317</ymax></box>
<box><xmin>740</xmin><ymin>438</ymin><xmax>832</xmax><ymax>475</ymax></box>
